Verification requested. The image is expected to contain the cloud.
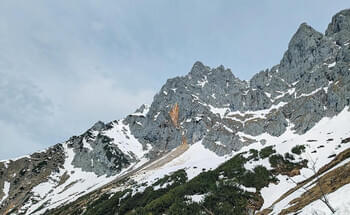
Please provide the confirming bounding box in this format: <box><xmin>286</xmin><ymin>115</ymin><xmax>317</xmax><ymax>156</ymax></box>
<box><xmin>0</xmin><ymin>71</ymin><xmax>154</xmax><ymax>159</ymax></box>
<box><xmin>50</xmin><ymin>73</ymin><xmax>156</xmax><ymax>136</ymax></box>
<box><xmin>0</xmin><ymin>72</ymin><xmax>53</xmax><ymax>124</ymax></box>
<box><xmin>0</xmin><ymin>120</ymin><xmax>44</xmax><ymax>161</ymax></box>
<box><xmin>0</xmin><ymin>72</ymin><xmax>54</xmax><ymax>159</ymax></box>
<box><xmin>63</xmin><ymin>75</ymin><xmax>155</xmax><ymax>119</ymax></box>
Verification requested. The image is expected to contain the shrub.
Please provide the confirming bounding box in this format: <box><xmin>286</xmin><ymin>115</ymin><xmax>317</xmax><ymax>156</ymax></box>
<box><xmin>259</xmin><ymin>146</ymin><xmax>276</xmax><ymax>159</ymax></box>
<box><xmin>247</xmin><ymin>149</ymin><xmax>259</xmax><ymax>161</ymax></box>
<box><xmin>284</xmin><ymin>152</ymin><xmax>295</xmax><ymax>161</ymax></box>
<box><xmin>269</xmin><ymin>154</ymin><xmax>284</xmax><ymax>168</ymax></box>
<box><xmin>291</xmin><ymin>145</ymin><xmax>306</xmax><ymax>155</ymax></box>
<box><xmin>241</xmin><ymin>165</ymin><xmax>276</xmax><ymax>190</ymax></box>
<box><xmin>152</xmin><ymin>169</ymin><xmax>187</xmax><ymax>188</ymax></box>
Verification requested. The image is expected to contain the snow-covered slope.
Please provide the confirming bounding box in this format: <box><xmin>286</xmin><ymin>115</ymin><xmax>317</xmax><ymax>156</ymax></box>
<box><xmin>21</xmin><ymin>144</ymin><xmax>116</xmax><ymax>214</ymax></box>
<box><xmin>132</xmin><ymin>107</ymin><xmax>350</xmax><ymax>214</ymax></box>
<box><xmin>0</xmin><ymin>118</ymin><xmax>153</xmax><ymax>215</ymax></box>
<box><xmin>131</xmin><ymin>140</ymin><xmax>227</xmax><ymax>189</ymax></box>
<box><xmin>41</xmin><ymin>107</ymin><xmax>350</xmax><ymax>215</ymax></box>
<box><xmin>249</xmin><ymin>107</ymin><xmax>350</xmax><ymax>213</ymax></box>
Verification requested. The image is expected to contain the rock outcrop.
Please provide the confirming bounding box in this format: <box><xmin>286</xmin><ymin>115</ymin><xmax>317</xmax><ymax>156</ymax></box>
<box><xmin>124</xmin><ymin>9</ymin><xmax>350</xmax><ymax>156</ymax></box>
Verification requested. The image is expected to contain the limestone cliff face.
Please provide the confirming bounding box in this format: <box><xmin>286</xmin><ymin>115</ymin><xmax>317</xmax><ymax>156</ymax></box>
<box><xmin>125</xmin><ymin>9</ymin><xmax>350</xmax><ymax>156</ymax></box>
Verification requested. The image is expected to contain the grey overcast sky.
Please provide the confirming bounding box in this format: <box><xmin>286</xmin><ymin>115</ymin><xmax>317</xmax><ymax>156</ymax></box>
<box><xmin>0</xmin><ymin>1</ymin><xmax>349</xmax><ymax>160</ymax></box>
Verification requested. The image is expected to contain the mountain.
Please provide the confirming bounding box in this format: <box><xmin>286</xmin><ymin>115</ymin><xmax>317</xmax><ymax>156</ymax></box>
<box><xmin>1</xmin><ymin>8</ymin><xmax>350</xmax><ymax>215</ymax></box>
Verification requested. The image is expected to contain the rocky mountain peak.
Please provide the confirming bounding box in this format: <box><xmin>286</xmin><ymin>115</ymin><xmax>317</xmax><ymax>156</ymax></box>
<box><xmin>124</xmin><ymin>9</ymin><xmax>350</xmax><ymax>157</ymax></box>
<box><xmin>188</xmin><ymin>61</ymin><xmax>210</xmax><ymax>76</ymax></box>
<box><xmin>134</xmin><ymin>104</ymin><xmax>150</xmax><ymax>115</ymax></box>
<box><xmin>90</xmin><ymin>121</ymin><xmax>105</xmax><ymax>131</ymax></box>
<box><xmin>188</xmin><ymin>61</ymin><xmax>241</xmax><ymax>86</ymax></box>
<box><xmin>326</xmin><ymin>9</ymin><xmax>350</xmax><ymax>44</ymax></box>
<box><xmin>278</xmin><ymin>22</ymin><xmax>337</xmax><ymax>83</ymax></box>
<box><xmin>294</xmin><ymin>22</ymin><xmax>321</xmax><ymax>38</ymax></box>
<box><xmin>326</xmin><ymin>9</ymin><xmax>350</xmax><ymax>34</ymax></box>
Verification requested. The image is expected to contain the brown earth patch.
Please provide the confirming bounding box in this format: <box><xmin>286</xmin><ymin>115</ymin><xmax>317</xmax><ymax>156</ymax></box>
<box><xmin>258</xmin><ymin>148</ymin><xmax>350</xmax><ymax>214</ymax></box>
<box><xmin>280</xmin><ymin>161</ymin><xmax>350</xmax><ymax>214</ymax></box>
<box><xmin>169</xmin><ymin>103</ymin><xmax>179</xmax><ymax>127</ymax></box>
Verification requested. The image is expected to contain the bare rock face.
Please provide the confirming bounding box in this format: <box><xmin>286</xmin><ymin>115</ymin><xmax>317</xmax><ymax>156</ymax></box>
<box><xmin>326</xmin><ymin>9</ymin><xmax>350</xmax><ymax>45</ymax></box>
<box><xmin>125</xmin><ymin>9</ymin><xmax>350</xmax><ymax>156</ymax></box>
<box><xmin>0</xmin><ymin>144</ymin><xmax>65</xmax><ymax>214</ymax></box>
<box><xmin>278</xmin><ymin>23</ymin><xmax>338</xmax><ymax>83</ymax></box>
<box><xmin>69</xmin><ymin>129</ymin><xmax>132</xmax><ymax>177</ymax></box>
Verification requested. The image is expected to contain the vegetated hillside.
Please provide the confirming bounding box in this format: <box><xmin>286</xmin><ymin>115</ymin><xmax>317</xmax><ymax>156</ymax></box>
<box><xmin>1</xmin><ymin>8</ymin><xmax>350</xmax><ymax>215</ymax></box>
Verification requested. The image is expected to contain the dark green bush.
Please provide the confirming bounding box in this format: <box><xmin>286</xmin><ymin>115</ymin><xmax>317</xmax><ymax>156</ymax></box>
<box><xmin>241</xmin><ymin>165</ymin><xmax>276</xmax><ymax>190</ymax></box>
<box><xmin>259</xmin><ymin>146</ymin><xmax>276</xmax><ymax>159</ymax></box>
<box><xmin>152</xmin><ymin>169</ymin><xmax>187</xmax><ymax>188</ymax></box>
<box><xmin>291</xmin><ymin>145</ymin><xmax>306</xmax><ymax>155</ymax></box>
<box><xmin>269</xmin><ymin>154</ymin><xmax>284</xmax><ymax>167</ymax></box>
<box><xmin>284</xmin><ymin>152</ymin><xmax>295</xmax><ymax>161</ymax></box>
<box><xmin>247</xmin><ymin>149</ymin><xmax>259</xmax><ymax>161</ymax></box>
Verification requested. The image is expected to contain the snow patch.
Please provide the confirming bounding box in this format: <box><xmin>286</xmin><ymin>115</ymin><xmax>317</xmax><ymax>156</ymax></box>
<box><xmin>328</xmin><ymin>62</ymin><xmax>336</xmax><ymax>68</ymax></box>
<box><xmin>239</xmin><ymin>185</ymin><xmax>256</xmax><ymax>193</ymax></box>
<box><xmin>132</xmin><ymin>141</ymin><xmax>227</xmax><ymax>193</ymax></box>
<box><xmin>154</xmin><ymin>112</ymin><xmax>161</xmax><ymax>120</ymax></box>
<box><xmin>208</xmin><ymin>105</ymin><xmax>229</xmax><ymax>118</ymax></box>
<box><xmin>197</xmin><ymin>75</ymin><xmax>208</xmax><ymax>88</ymax></box>
<box><xmin>186</xmin><ymin>194</ymin><xmax>207</xmax><ymax>203</ymax></box>
<box><xmin>103</xmin><ymin>121</ymin><xmax>147</xmax><ymax>159</ymax></box>
<box><xmin>297</xmin><ymin>87</ymin><xmax>323</xmax><ymax>98</ymax></box>
<box><xmin>0</xmin><ymin>181</ymin><xmax>10</xmax><ymax>205</ymax></box>
<box><xmin>82</xmin><ymin>138</ymin><xmax>93</xmax><ymax>151</ymax></box>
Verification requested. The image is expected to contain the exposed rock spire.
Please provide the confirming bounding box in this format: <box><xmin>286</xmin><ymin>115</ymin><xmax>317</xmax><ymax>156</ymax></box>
<box><xmin>326</xmin><ymin>9</ymin><xmax>350</xmax><ymax>44</ymax></box>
